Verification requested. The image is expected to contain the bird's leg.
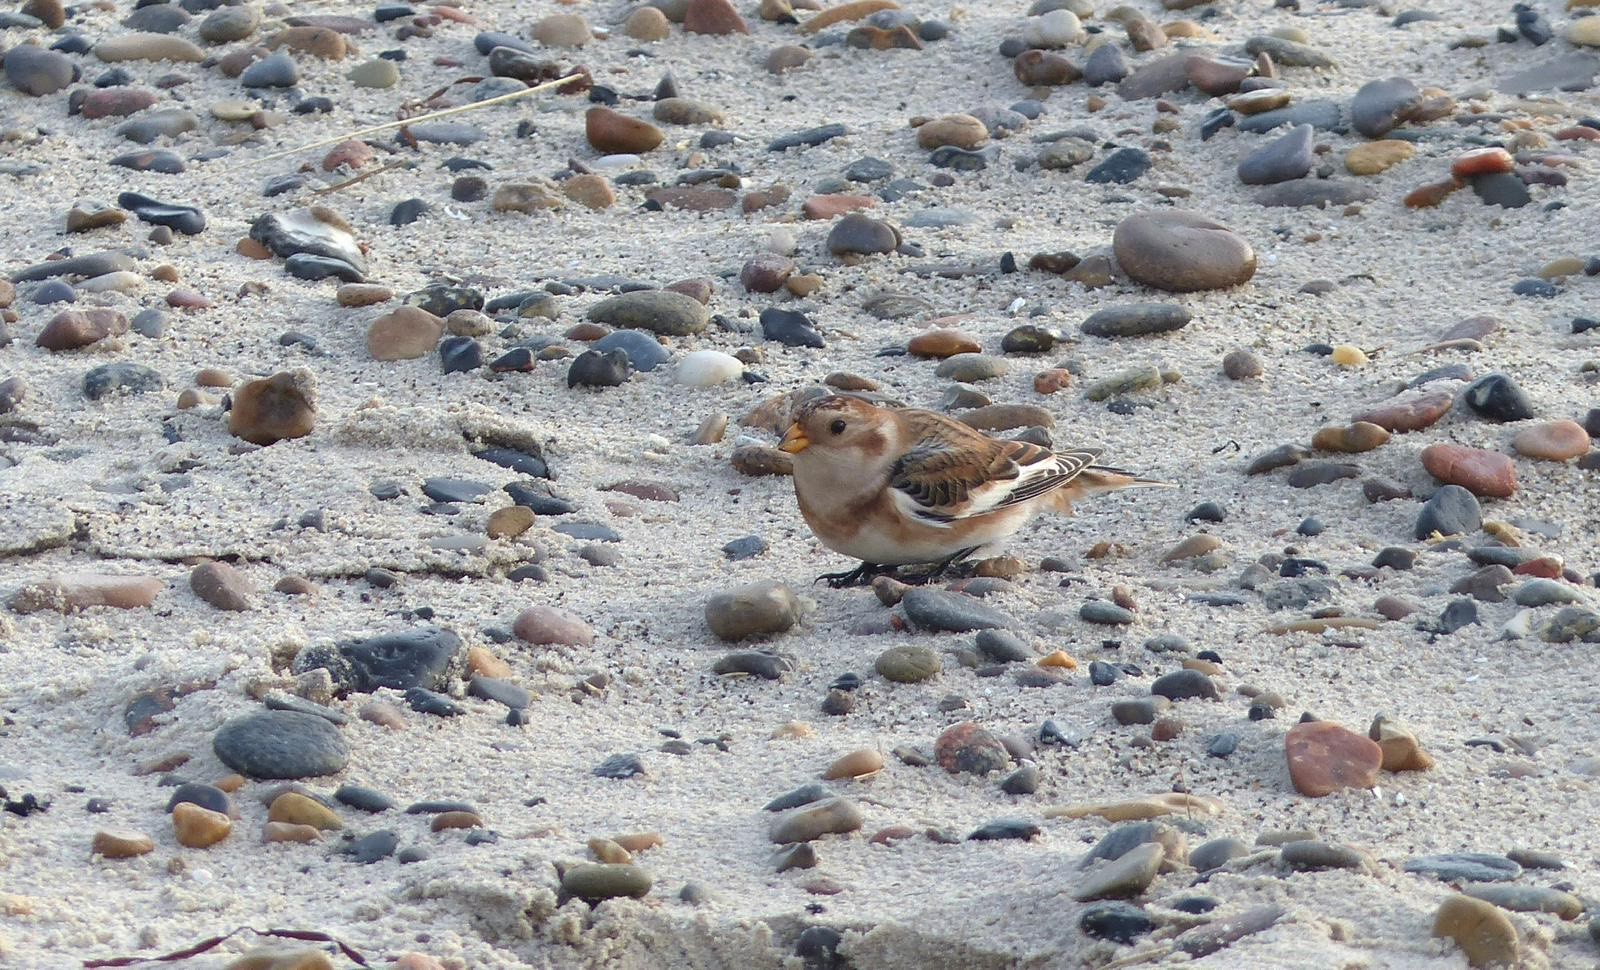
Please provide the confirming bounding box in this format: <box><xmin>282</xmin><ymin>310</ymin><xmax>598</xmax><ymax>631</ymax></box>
<box><xmin>814</xmin><ymin>561</ymin><xmax>889</xmax><ymax>589</ymax></box>
<box><xmin>898</xmin><ymin>546</ymin><xmax>981</xmax><ymax>585</ymax></box>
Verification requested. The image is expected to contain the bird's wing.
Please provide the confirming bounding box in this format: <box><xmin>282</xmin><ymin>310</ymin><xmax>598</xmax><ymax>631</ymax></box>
<box><xmin>886</xmin><ymin>417</ymin><xmax>1100</xmax><ymax>526</ymax></box>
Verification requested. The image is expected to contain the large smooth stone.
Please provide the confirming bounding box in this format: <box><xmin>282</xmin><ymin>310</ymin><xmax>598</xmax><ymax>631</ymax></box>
<box><xmin>1237</xmin><ymin>124</ymin><xmax>1314</xmax><ymax>185</ymax></box>
<box><xmin>1284</xmin><ymin>721</ymin><xmax>1381</xmax><ymax>797</ymax></box>
<box><xmin>587</xmin><ymin>290</ymin><xmax>708</xmax><ymax>336</ymax></box>
<box><xmin>1420</xmin><ymin>444</ymin><xmax>1516</xmax><ymax>498</ymax></box>
<box><xmin>213</xmin><ymin>710</ymin><xmax>349</xmax><ymax>779</ymax></box>
<box><xmin>1112</xmin><ymin>210</ymin><xmax>1256</xmax><ymax>292</ymax></box>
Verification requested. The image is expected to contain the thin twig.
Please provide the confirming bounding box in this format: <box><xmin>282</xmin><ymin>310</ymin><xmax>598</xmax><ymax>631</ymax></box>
<box><xmin>255</xmin><ymin>73</ymin><xmax>579</xmax><ymax>164</ymax></box>
<box><xmin>313</xmin><ymin>158</ymin><xmax>416</xmax><ymax>195</ymax></box>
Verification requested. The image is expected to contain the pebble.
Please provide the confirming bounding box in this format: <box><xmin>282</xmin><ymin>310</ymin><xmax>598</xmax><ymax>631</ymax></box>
<box><xmin>1238</xmin><ymin>124</ymin><xmax>1314</xmax><ymax>185</ymax></box>
<box><xmin>562</xmin><ymin>864</ymin><xmax>652</xmax><ymax>903</ymax></box>
<box><xmin>588</xmin><ymin>290</ymin><xmax>708</xmax><ymax>336</ymax></box>
<box><xmin>230</xmin><ymin>371</ymin><xmax>315</xmax><ymax>445</ymax></box>
<box><xmin>901</xmin><ymin>589</ymin><xmax>1014</xmax><ymax>632</ymax></box>
<box><xmin>827</xmin><ymin>213</ymin><xmax>900</xmax><ymax>256</ymax></box>
<box><xmin>1112</xmin><ymin>211</ymin><xmax>1256</xmax><ymax>292</ymax></box>
<box><xmin>36</xmin><ymin>309</ymin><xmax>128</xmax><ymax>351</ymax></box>
<box><xmin>1421</xmin><ymin>444</ymin><xmax>1517</xmax><ymax>498</ymax></box>
<box><xmin>213</xmin><ymin>711</ymin><xmax>349</xmax><ymax>779</ymax></box>
<box><xmin>769</xmin><ymin>797</ymin><xmax>864</xmax><ymax>843</ymax></box>
<box><xmin>1072</xmin><ymin>842</ymin><xmax>1164</xmax><ymax>901</ymax></box>
<box><xmin>172</xmin><ymin>802</ymin><xmax>232</xmax><ymax>848</ymax></box>
<box><xmin>1284</xmin><ymin>721</ymin><xmax>1381</xmax><ymax>797</ymax></box>
<box><xmin>1150</xmin><ymin>669</ymin><xmax>1218</xmax><ymax>701</ymax></box>
<box><xmin>1190</xmin><ymin>837</ymin><xmax>1249</xmax><ymax>872</ymax></box>
<box><xmin>1079</xmin><ymin>901</ymin><xmax>1155</xmax><ymax>943</ymax></box>
<box><xmin>705</xmin><ymin>581</ymin><xmax>801</xmax><ymax>641</ymax></box>
<box><xmin>1346</xmin><ymin>140</ymin><xmax>1415</xmax><ymax>175</ymax></box>
<box><xmin>92</xmin><ymin>829</ymin><xmax>155</xmax><ymax>858</ymax></box>
<box><xmin>367</xmin><ymin>307</ymin><xmax>444</xmax><ymax>361</ymax></box>
<box><xmin>190</xmin><ymin>561</ymin><xmax>253</xmax><ymax>611</ymax></box>
<box><xmin>1280</xmin><ymin>840</ymin><xmax>1367</xmax><ymax>871</ymax></box>
<box><xmin>1416</xmin><ymin>485</ymin><xmax>1483</xmax><ymax>539</ymax></box>
<box><xmin>514</xmin><ymin>606</ymin><xmax>594</xmax><ymax>646</ymax></box>
<box><xmin>759</xmin><ymin>308</ymin><xmax>825</xmax><ymax>348</ymax></box>
<box><xmin>1353</xmin><ymin>389</ymin><xmax>1453</xmax><ymax>433</ymax></box>
<box><xmin>268</xmin><ymin>792</ymin><xmax>342</xmax><ymax>830</ymax></box>
<box><xmin>1432</xmin><ymin>894</ymin><xmax>1519</xmax><ymax>968</ymax></box>
<box><xmin>1462</xmin><ymin>374</ymin><xmax>1535</xmax><ymax>422</ymax></box>
<box><xmin>84</xmin><ymin>363</ymin><xmax>164</xmax><ymax>400</ymax></box>
<box><xmin>586</xmin><ymin>107</ymin><xmax>664</xmax><ymax>154</ymax></box>
<box><xmin>594</xmin><ymin>331</ymin><xmax>669</xmax><ymax>371</ymax></box>
<box><xmin>348</xmin><ymin>59</ymin><xmax>399</xmax><ymax>89</ymax></box>
<box><xmin>1463</xmin><ymin>885</ymin><xmax>1582</xmax><ymax>920</ymax></box>
<box><xmin>875</xmin><ymin>645</ymin><xmax>941</xmax><ymax>683</ymax></box>
<box><xmin>1081</xmin><ymin>304</ymin><xmax>1190</xmax><ymax>338</ymax></box>
<box><xmin>5</xmin><ymin>45</ymin><xmax>76</xmax><ymax>96</ymax></box>
<box><xmin>1512</xmin><ymin>420</ymin><xmax>1589</xmax><ymax>460</ymax></box>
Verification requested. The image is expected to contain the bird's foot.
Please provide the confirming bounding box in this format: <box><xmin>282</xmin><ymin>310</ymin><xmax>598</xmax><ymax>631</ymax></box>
<box><xmin>896</xmin><ymin>547</ymin><xmax>982</xmax><ymax>586</ymax></box>
<box><xmin>814</xmin><ymin>562</ymin><xmax>890</xmax><ymax>589</ymax></box>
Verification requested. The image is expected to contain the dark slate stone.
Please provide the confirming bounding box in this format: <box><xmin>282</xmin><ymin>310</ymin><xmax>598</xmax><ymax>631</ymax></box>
<box><xmin>390</xmin><ymin>198</ymin><xmax>430</xmax><ymax>226</ymax></box>
<box><xmin>1236</xmin><ymin>100</ymin><xmax>1343</xmax><ymax>133</ymax></box>
<box><xmin>468</xmin><ymin>676</ymin><xmax>531</xmax><ymax>709</ymax></box>
<box><xmin>84</xmin><ymin>363</ymin><xmax>163</xmax><ymax>400</ymax></box>
<box><xmin>212</xmin><ymin>710</ymin><xmax>349</xmax><ymax>779</ymax></box>
<box><xmin>285</xmin><ymin>253</ymin><xmax>363</xmax><ymax>282</ymax></box>
<box><xmin>1081</xmin><ymin>303</ymin><xmax>1190</xmax><ymax>338</ymax></box>
<box><xmin>967</xmin><ymin>818</ymin><xmax>1041</xmax><ymax>841</ymax></box>
<box><xmin>1151</xmin><ymin>669</ymin><xmax>1219</xmax><ymax>701</ymax></box>
<box><xmin>1404</xmin><ymin>853</ymin><xmax>1522</xmax><ymax>883</ymax></box>
<box><xmin>765</xmin><ymin>783</ymin><xmax>833</xmax><ymax>812</ymax></box>
<box><xmin>334</xmin><ymin>784</ymin><xmax>396</xmax><ymax>813</ymax></box>
<box><xmin>568</xmin><ymin>349</ymin><xmax>632</xmax><ymax>388</ymax></box>
<box><xmin>768</xmin><ymin>123</ymin><xmax>847</xmax><ymax>152</ymax></box>
<box><xmin>552</xmin><ymin>521</ymin><xmax>620</xmax><ymax>542</ymax></box>
<box><xmin>1464</xmin><ymin>374</ymin><xmax>1536</xmax><ymax>422</ymax></box>
<box><xmin>593</xmin><ymin>330</ymin><xmax>669</xmax><ymax>372</ymax></box>
<box><xmin>474</xmin><ymin>446</ymin><xmax>549</xmax><ymax>479</ymax></box>
<box><xmin>165</xmin><ymin>783</ymin><xmax>231</xmax><ymax>815</ymax></box>
<box><xmin>759</xmin><ymin>308</ymin><xmax>826</xmax><ymax>348</ymax></box>
<box><xmin>1420</xmin><ymin>483</ymin><xmax>1478</xmax><ymax>541</ymax></box>
<box><xmin>1086</xmin><ymin>147</ymin><xmax>1151</xmax><ymax>183</ymax></box>
<box><xmin>901</xmin><ymin>589</ymin><xmax>1015</xmax><ymax>632</ymax></box>
<box><xmin>330</xmin><ymin>627</ymin><xmax>461</xmax><ymax>693</ymax></box>
<box><xmin>593</xmin><ymin>753</ymin><xmax>646</xmax><ymax>779</ymax></box>
<box><xmin>722</xmin><ymin>535</ymin><xmax>769</xmax><ymax>560</ymax></box>
<box><xmin>405</xmin><ymin>687</ymin><xmax>465</xmax><ymax>716</ymax></box>
<box><xmin>928</xmin><ymin>146</ymin><xmax>995</xmax><ymax>171</ymax></box>
<box><xmin>346</xmin><ymin>829</ymin><xmax>399</xmax><ymax>863</ymax></box>
<box><xmin>1079</xmin><ymin>901</ymin><xmax>1155</xmax><ymax>944</ymax></box>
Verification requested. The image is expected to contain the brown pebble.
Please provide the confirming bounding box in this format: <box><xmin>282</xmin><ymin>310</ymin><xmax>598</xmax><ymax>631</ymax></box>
<box><xmin>1421</xmin><ymin>443</ymin><xmax>1517</xmax><ymax>497</ymax></box>
<box><xmin>431</xmin><ymin>811</ymin><xmax>482</xmax><ymax>831</ymax></box>
<box><xmin>585</xmin><ymin>106</ymin><xmax>664</xmax><ymax>154</ymax></box>
<box><xmin>907</xmin><ymin>328</ymin><xmax>980</xmax><ymax>358</ymax></box>
<box><xmin>1311</xmin><ymin>421</ymin><xmax>1390</xmax><ymax>453</ymax></box>
<box><xmin>684</xmin><ymin>0</ymin><xmax>749</xmax><ymax>34</ymax></box>
<box><xmin>1285</xmin><ymin>721</ymin><xmax>1381</xmax><ymax>798</ymax></box>
<box><xmin>822</xmin><ymin>748</ymin><xmax>884</xmax><ymax>780</ymax></box>
<box><xmin>229</xmin><ymin>370</ymin><xmax>316</xmax><ymax>445</ymax></box>
<box><xmin>336</xmin><ymin>283</ymin><xmax>394</xmax><ymax>307</ymax></box>
<box><xmin>190</xmin><ymin>561</ymin><xmax>253</xmax><ymax>611</ymax></box>
<box><xmin>262</xmin><ymin>821</ymin><xmax>323</xmax><ymax>844</ymax></box>
<box><xmin>465</xmin><ymin>645</ymin><xmax>512</xmax><ymax>678</ymax></box>
<box><xmin>1222</xmin><ymin>348</ymin><xmax>1263</xmax><ymax>379</ymax></box>
<box><xmin>764</xmin><ymin>45</ymin><xmax>813</xmax><ymax>74</ymax></box>
<box><xmin>916</xmin><ymin>114</ymin><xmax>988</xmax><ymax>150</ymax></box>
<box><xmin>274</xmin><ymin>575</ymin><xmax>316</xmax><ymax>596</ymax></box>
<box><xmin>563</xmin><ymin>173</ymin><xmax>616</xmax><ymax>209</ymax></box>
<box><xmin>36</xmin><ymin>308</ymin><xmax>128</xmax><ymax>351</ymax></box>
<box><xmin>1511</xmin><ymin>420</ymin><xmax>1590</xmax><ymax>461</ymax></box>
<box><xmin>359</xmin><ymin>700</ymin><xmax>406</xmax><ymax>729</ymax></box>
<box><xmin>487</xmin><ymin>505</ymin><xmax>535</xmax><ymax>539</ymax></box>
<box><xmin>172</xmin><ymin>802</ymin><xmax>232</xmax><ymax>848</ymax></box>
<box><xmin>611</xmin><ymin>832</ymin><xmax>663</xmax><ymax>853</ymax></box>
<box><xmin>268</xmin><ymin>792</ymin><xmax>342</xmax><ymax>830</ymax></box>
<box><xmin>92</xmin><ymin>829</ymin><xmax>155</xmax><ymax>858</ymax></box>
<box><xmin>1151</xmin><ymin>717</ymin><xmax>1183</xmax><ymax>741</ymax></box>
<box><xmin>367</xmin><ymin>306</ymin><xmax>444</xmax><ymax>360</ymax></box>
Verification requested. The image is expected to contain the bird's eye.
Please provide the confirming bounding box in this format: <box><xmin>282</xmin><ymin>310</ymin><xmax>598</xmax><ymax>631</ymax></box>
<box><xmin>829</xmin><ymin>419</ymin><xmax>846</xmax><ymax>435</ymax></box>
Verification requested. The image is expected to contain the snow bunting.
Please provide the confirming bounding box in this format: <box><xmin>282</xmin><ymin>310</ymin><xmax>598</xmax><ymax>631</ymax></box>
<box><xmin>778</xmin><ymin>395</ymin><xmax>1167</xmax><ymax>587</ymax></box>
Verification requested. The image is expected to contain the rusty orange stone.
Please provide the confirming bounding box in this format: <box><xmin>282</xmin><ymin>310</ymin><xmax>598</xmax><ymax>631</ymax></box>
<box><xmin>802</xmin><ymin>194</ymin><xmax>876</xmax><ymax>220</ymax></box>
<box><xmin>907</xmin><ymin>328</ymin><xmax>981</xmax><ymax>358</ymax></box>
<box><xmin>1352</xmin><ymin>390</ymin><xmax>1453</xmax><ymax>433</ymax></box>
<box><xmin>1285</xmin><ymin>721</ymin><xmax>1382</xmax><ymax>797</ymax></box>
<box><xmin>1403</xmin><ymin>179</ymin><xmax>1461</xmax><ymax>208</ymax></box>
<box><xmin>1420</xmin><ymin>443</ymin><xmax>1517</xmax><ymax>498</ymax></box>
<box><xmin>1450</xmin><ymin>147</ymin><xmax>1514</xmax><ymax>178</ymax></box>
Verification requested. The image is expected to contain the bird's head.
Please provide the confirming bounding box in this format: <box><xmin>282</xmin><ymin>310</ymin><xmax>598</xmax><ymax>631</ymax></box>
<box><xmin>778</xmin><ymin>394</ymin><xmax>895</xmax><ymax>464</ymax></box>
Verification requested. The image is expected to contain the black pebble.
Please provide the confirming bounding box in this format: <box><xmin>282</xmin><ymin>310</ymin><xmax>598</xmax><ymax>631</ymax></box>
<box><xmin>390</xmin><ymin>198</ymin><xmax>430</xmax><ymax>226</ymax></box>
<box><xmin>594</xmin><ymin>753</ymin><xmax>645</xmax><ymax>779</ymax></box>
<box><xmin>567</xmin><ymin>349</ymin><xmax>632</xmax><ymax>388</ymax></box>
<box><xmin>1186</xmin><ymin>501</ymin><xmax>1226</xmax><ymax>523</ymax></box>
<box><xmin>404</xmin><ymin>687</ymin><xmax>465</xmax><ymax>716</ymax></box>
<box><xmin>335</xmin><ymin>784</ymin><xmax>396</xmax><ymax>813</ymax></box>
<box><xmin>439</xmin><ymin>336</ymin><xmax>483</xmax><ymax>374</ymax></box>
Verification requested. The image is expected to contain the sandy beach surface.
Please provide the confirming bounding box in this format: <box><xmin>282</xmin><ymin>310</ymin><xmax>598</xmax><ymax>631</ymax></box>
<box><xmin>3</xmin><ymin>0</ymin><xmax>1600</xmax><ymax>966</ymax></box>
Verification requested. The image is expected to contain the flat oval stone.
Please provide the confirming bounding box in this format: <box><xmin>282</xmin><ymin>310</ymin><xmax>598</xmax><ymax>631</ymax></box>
<box><xmin>1350</xmin><ymin>76</ymin><xmax>1421</xmax><ymax>137</ymax></box>
<box><xmin>1421</xmin><ymin>444</ymin><xmax>1516</xmax><ymax>498</ymax></box>
<box><xmin>1416</xmin><ymin>484</ymin><xmax>1482</xmax><ymax>539</ymax></box>
<box><xmin>1237</xmin><ymin>124</ymin><xmax>1314</xmax><ymax>185</ymax></box>
<box><xmin>1081</xmin><ymin>303</ymin><xmax>1191</xmax><ymax>338</ymax></box>
<box><xmin>901</xmin><ymin>589</ymin><xmax>1015</xmax><ymax>632</ymax></box>
<box><xmin>1511</xmin><ymin>420</ymin><xmax>1589</xmax><ymax>460</ymax></box>
<box><xmin>705</xmin><ymin>580</ymin><xmax>800</xmax><ymax>641</ymax></box>
<box><xmin>1408</xmin><ymin>853</ymin><xmax>1522</xmax><ymax>883</ymax></box>
<box><xmin>562</xmin><ymin>863</ymin><xmax>652</xmax><ymax>902</ymax></box>
<box><xmin>587</xmin><ymin>290</ymin><xmax>708</xmax><ymax>336</ymax></box>
<box><xmin>1353</xmin><ymin>389</ymin><xmax>1453</xmax><ymax>433</ymax></box>
<box><xmin>769</xmin><ymin>797</ymin><xmax>863</xmax><ymax>843</ymax></box>
<box><xmin>213</xmin><ymin>710</ymin><xmax>349</xmax><ymax>779</ymax></box>
<box><xmin>875</xmin><ymin>645</ymin><xmax>941</xmax><ymax>683</ymax></box>
<box><xmin>1113</xmin><ymin>210</ymin><xmax>1256</xmax><ymax>292</ymax></box>
<box><xmin>827</xmin><ymin>213</ymin><xmax>900</xmax><ymax>256</ymax></box>
<box><xmin>1284</xmin><ymin>720</ymin><xmax>1381</xmax><ymax>797</ymax></box>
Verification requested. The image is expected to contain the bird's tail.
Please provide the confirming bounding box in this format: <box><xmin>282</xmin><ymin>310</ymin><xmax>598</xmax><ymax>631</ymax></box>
<box><xmin>1048</xmin><ymin>466</ymin><xmax>1173</xmax><ymax>514</ymax></box>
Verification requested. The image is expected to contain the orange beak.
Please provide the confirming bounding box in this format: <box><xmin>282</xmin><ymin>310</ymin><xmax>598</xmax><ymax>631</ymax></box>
<box><xmin>778</xmin><ymin>423</ymin><xmax>811</xmax><ymax>454</ymax></box>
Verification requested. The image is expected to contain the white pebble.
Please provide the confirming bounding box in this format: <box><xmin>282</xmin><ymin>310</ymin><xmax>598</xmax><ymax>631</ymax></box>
<box><xmin>761</xmin><ymin>228</ymin><xmax>797</xmax><ymax>256</ymax></box>
<box><xmin>675</xmin><ymin>350</ymin><xmax>744</xmax><ymax>387</ymax></box>
<box><xmin>1023</xmin><ymin>9</ymin><xmax>1083</xmax><ymax>48</ymax></box>
<box><xmin>77</xmin><ymin>271</ymin><xmax>143</xmax><ymax>294</ymax></box>
<box><xmin>591</xmin><ymin>153</ymin><xmax>642</xmax><ymax>170</ymax></box>
<box><xmin>644</xmin><ymin>433</ymin><xmax>672</xmax><ymax>452</ymax></box>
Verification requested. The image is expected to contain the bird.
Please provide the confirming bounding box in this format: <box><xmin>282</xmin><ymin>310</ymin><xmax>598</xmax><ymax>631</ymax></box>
<box><xmin>777</xmin><ymin>394</ymin><xmax>1169</xmax><ymax>587</ymax></box>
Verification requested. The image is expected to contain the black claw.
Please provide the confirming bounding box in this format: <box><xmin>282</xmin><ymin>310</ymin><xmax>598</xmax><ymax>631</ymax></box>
<box><xmin>814</xmin><ymin>562</ymin><xmax>888</xmax><ymax>589</ymax></box>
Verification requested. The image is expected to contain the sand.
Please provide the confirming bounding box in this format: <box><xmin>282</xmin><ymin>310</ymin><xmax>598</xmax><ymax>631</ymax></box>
<box><xmin>2</xmin><ymin>0</ymin><xmax>1599</xmax><ymax>966</ymax></box>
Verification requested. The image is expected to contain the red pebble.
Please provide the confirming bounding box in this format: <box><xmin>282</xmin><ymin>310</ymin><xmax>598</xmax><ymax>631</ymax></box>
<box><xmin>166</xmin><ymin>289</ymin><xmax>213</xmax><ymax>309</ymax></box>
<box><xmin>1420</xmin><ymin>443</ymin><xmax>1517</xmax><ymax>498</ymax></box>
<box><xmin>1403</xmin><ymin>179</ymin><xmax>1460</xmax><ymax>208</ymax></box>
<box><xmin>1512</xmin><ymin>557</ymin><xmax>1563</xmax><ymax>579</ymax></box>
<box><xmin>1450</xmin><ymin>147</ymin><xmax>1514</xmax><ymax>178</ymax></box>
<box><xmin>1554</xmin><ymin>126</ymin><xmax>1600</xmax><ymax>142</ymax></box>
